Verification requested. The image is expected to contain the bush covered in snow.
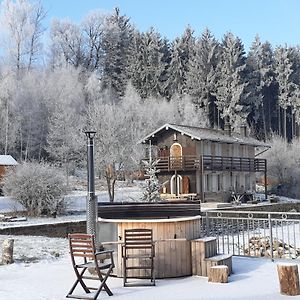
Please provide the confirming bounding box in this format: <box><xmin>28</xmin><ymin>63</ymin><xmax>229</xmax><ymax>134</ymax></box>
<box><xmin>3</xmin><ymin>162</ymin><xmax>67</xmax><ymax>216</ymax></box>
<box><xmin>263</xmin><ymin>136</ymin><xmax>300</xmax><ymax>198</ymax></box>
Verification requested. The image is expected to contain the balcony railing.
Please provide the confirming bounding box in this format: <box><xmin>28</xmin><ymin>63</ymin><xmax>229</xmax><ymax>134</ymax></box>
<box><xmin>145</xmin><ymin>155</ymin><xmax>266</xmax><ymax>173</ymax></box>
<box><xmin>202</xmin><ymin>155</ymin><xmax>266</xmax><ymax>172</ymax></box>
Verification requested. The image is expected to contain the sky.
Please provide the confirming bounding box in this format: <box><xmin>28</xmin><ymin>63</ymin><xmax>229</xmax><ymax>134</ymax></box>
<box><xmin>37</xmin><ymin>0</ymin><xmax>300</xmax><ymax>52</ymax></box>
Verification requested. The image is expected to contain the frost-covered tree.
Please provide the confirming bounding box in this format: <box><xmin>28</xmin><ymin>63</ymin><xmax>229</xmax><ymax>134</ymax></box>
<box><xmin>46</xmin><ymin>67</ymin><xmax>85</xmax><ymax>173</ymax></box>
<box><xmin>246</xmin><ymin>36</ymin><xmax>275</xmax><ymax>139</ymax></box>
<box><xmin>129</xmin><ymin>27</ymin><xmax>168</xmax><ymax>99</ymax></box>
<box><xmin>214</xmin><ymin>32</ymin><xmax>248</xmax><ymax>129</ymax></box>
<box><xmin>0</xmin><ymin>0</ymin><xmax>46</xmax><ymax>72</ymax></box>
<box><xmin>50</xmin><ymin>19</ymin><xmax>84</xmax><ymax>68</ymax></box>
<box><xmin>142</xmin><ymin>156</ymin><xmax>161</xmax><ymax>202</ymax></box>
<box><xmin>187</xmin><ymin>28</ymin><xmax>219</xmax><ymax>127</ymax></box>
<box><xmin>166</xmin><ymin>26</ymin><xmax>195</xmax><ymax>96</ymax></box>
<box><xmin>170</xmin><ymin>93</ymin><xmax>209</xmax><ymax>127</ymax></box>
<box><xmin>101</xmin><ymin>7</ymin><xmax>133</xmax><ymax>99</ymax></box>
<box><xmin>14</xmin><ymin>71</ymin><xmax>48</xmax><ymax>161</ymax></box>
<box><xmin>86</xmin><ymin>101</ymin><xmax>135</xmax><ymax>202</ymax></box>
<box><xmin>274</xmin><ymin>46</ymin><xmax>297</xmax><ymax>140</ymax></box>
<box><xmin>0</xmin><ymin>68</ymin><xmax>18</xmax><ymax>155</ymax></box>
<box><xmin>50</xmin><ymin>11</ymin><xmax>106</xmax><ymax>72</ymax></box>
<box><xmin>283</xmin><ymin>47</ymin><xmax>300</xmax><ymax>139</ymax></box>
<box><xmin>81</xmin><ymin>11</ymin><xmax>106</xmax><ymax>71</ymax></box>
<box><xmin>262</xmin><ymin>136</ymin><xmax>300</xmax><ymax>197</ymax></box>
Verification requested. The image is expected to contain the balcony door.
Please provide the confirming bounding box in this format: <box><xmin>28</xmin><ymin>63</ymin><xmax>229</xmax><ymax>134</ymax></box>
<box><xmin>170</xmin><ymin>174</ymin><xmax>182</xmax><ymax>195</ymax></box>
<box><xmin>170</xmin><ymin>142</ymin><xmax>182</xmax><ymax>169</ymax></box>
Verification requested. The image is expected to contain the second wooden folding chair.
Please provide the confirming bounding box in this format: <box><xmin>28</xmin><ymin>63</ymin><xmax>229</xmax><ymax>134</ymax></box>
<box><xmin>122</xmin><ymin>228</ymin><xmax>155</xmax><ymax>287</ymax></box>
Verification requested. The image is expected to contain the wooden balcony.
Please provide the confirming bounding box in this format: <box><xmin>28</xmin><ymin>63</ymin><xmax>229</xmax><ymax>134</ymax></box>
<box><xmin>202</xmin><ymin>155</ymin><xmax>267</xmax><ymax>172</ymax></box>
<box><xmin>145</xmin><ymin>155</ymin><xmax>266</xmax><ymax>173</ymax></box>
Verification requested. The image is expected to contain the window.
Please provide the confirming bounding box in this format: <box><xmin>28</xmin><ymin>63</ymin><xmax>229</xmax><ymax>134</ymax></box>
<box><xmin>245</xmin><ymin>174</ymin><xmax>251</xmax><ymax>190</ymax></box>
<box><xmin>206</xmin><ymin>174</ymin><xmax>211</xmax><ymax>191</ymax></box>
<box><xmin>217</xmin><ymin>174</ymin><xmax>222</xmax><ymax>191</ymax></box>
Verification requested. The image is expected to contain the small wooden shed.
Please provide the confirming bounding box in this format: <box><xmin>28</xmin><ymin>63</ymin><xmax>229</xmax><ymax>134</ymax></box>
<box><xmin>0</xmin><ymin>155</ymin><xmax>18</xmax><ymax>184</ymax></box>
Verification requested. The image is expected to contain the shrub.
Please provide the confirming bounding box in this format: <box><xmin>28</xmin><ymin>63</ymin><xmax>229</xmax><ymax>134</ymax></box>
<box><xmin>3</xmin><ymin>162</ymin><xmax>67</xmax><ymax>216</ymax></box>
<box><xmin>263</xmin><ymin>136</ymin><xmax>300</xmax><ymax>198</ymax></box>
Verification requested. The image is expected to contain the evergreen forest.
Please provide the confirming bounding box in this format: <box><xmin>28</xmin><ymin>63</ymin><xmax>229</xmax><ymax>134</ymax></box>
<box><xmin>1</xmin><ymin>1</ymin><xmax>300</xmax><ymax>176</ymax></box>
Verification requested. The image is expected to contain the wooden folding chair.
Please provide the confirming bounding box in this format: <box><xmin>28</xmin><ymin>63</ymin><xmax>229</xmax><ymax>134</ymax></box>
<box><xmin>67</xmin><ymin>233</ymin><xmax>114</xmax><ymax>300</ymax></box>
<box><xmin>122</xmin><ymin>228</ymin><xmax>155</xmax><ymax>287</ymax></box>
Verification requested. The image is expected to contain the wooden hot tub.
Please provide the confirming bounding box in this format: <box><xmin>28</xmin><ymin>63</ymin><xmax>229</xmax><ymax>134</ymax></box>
<box><xmin>98</xmin><ymin>215</ymin><xmax>201</xmax><ymax>278</ymax></box>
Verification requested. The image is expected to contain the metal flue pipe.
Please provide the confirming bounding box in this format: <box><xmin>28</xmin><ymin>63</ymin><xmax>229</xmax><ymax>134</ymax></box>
<box><xmin>85</xmin><ymin>131</ymin><xmax>97</xmax><ymax>238</ymax></box>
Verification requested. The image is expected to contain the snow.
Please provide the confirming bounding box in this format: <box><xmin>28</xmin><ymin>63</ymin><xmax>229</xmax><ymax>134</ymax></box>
<box><xmin>0</xmin><ymin>244</ymin><xmax>299</xmax><ymax>300</ymax></box>
<box><xmin>1</xmin><ymin>187</ymin><xmax>300</xmax><ymax>299</ymax></box>
<box><xmin>0</xmin><ymin>196</ymin><xmax>24</xmax><ymax>213</ymax></box>
<box><xmin>0</xmin><ymin>214</ymin><xmax>86</xmax><ymax>229</ymax></box>
<box><xmin>0</xmin><ymin>155</ymin><xmax>18</xmax><ymax>166</ymax></box>
<box><xmin>0</xmin><ymin>185</ymin><xmax>144</xmax><ymax>214</ymax></box>
<box><xmin>0</xmin><ymin>235</ymin><xmax>67</xmax><ymax>263</ymax></box>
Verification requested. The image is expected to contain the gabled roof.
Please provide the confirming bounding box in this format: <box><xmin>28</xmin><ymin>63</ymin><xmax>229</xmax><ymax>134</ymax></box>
<box><xmin>139</xmin><ymin>123</ymin><xmax>270</xmax><ymax>148</ymax></box>
<box><xmin>0</xmin><ymin>155</ymin><xmax>18</xmax><ymax>166</ymax></box>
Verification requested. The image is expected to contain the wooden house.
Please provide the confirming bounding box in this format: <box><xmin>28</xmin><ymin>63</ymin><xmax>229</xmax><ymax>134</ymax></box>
<box><xmin>0</xmin><ymin>155</ymin><xmax>18</xmax><ymax>187</ymax></box>
<box><xmin>139</xmin><ymin>123</ymin><xmax>270</xmax><ymax>202</ymax></box>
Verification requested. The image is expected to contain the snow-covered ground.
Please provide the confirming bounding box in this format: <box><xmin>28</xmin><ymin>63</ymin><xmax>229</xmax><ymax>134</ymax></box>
<box><xmin>0</xmin><ymin>239</ymin><xmax>299</xmax><ymax>300</ymax></box>
<box><xmin>0</xmin><ymin>184</ymin><xmax>144</xmax><ymax>214</ymax></box>
<box><xmin>1</xmin><ymin>186</ymin><xmax>300</xmax><ymax>299</ymax></box>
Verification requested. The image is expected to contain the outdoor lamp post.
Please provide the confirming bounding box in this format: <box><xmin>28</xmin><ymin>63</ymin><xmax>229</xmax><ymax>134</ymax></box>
<box><xmin>85</xmin><ymin>130</ymin><xmax>97</xmax><ymax>238</ymax></box>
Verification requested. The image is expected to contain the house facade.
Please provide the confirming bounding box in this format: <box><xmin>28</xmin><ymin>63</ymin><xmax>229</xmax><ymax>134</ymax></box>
<box><xmin>140</xmin><ymin>123</ymin><xmax>270</xmax><ymax>202</ymax></box>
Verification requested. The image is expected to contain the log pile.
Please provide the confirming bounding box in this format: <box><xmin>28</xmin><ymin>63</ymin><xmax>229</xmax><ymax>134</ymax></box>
<box><xmin>243</xmin><ymin>236</ymin><xmax>300</xmax><ymax>259</ymax></box>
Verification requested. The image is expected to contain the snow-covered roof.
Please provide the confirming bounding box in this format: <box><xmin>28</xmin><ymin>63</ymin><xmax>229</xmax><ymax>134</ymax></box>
<box><xmin>0</xmin><ymin>155</ymin><xmax>18</xmax><ymax>166</ymax></box>
<box><xmin>139</xmin><ymin>123</ymin><xmax>270</xmax><ymax>148</ymax></box>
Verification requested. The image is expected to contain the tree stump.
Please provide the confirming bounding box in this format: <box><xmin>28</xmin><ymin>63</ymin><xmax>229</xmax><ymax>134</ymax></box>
<box><xmin>2</xmin><ymin>239</ymin><xmax>14</xmax><ymax>265</ymax></box>
<box><xmin>277</xmin><ymin>263</ymin><xmax>300</xmax><ymax>296</ymax></box>
<box><xmin>208</xmin><ymin>265</ymin><xmax>228</xmax><ymax>283</ymax></box>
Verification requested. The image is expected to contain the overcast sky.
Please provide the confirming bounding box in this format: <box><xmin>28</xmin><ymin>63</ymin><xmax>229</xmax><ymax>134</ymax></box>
<box><xmin>41</xmin><ymin>0</ymin><xmax>300</xmax><ymax>51</ymax></box>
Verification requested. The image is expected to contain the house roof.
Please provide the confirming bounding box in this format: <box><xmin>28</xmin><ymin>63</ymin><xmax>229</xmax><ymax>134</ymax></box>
<box><xmin>139</xmin><ymin>123</ymin><xmax>270</xmax><ymax>148</ymax></box>
<box><xmin>0</xmin><ymin>155</ymin><xmax>18</xmax><ymax>166</ymax></box>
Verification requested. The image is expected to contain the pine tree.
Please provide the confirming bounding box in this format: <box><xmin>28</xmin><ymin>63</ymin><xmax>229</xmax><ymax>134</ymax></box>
<box><xmin>246</xmin><ymin>36</ymin><xmax>275</xmax><ymax>139</ymax></box>
<box><xmin>142</xmin><ymin>157</ymin><xmax>161</xmax><ymax>202</ymax></box>
<box><xmin>129</xmin><ymin>27</ymin><xmax>168</xmax><ymax>99</ymax></box>
<box><xmin>286</xmin><ymin>47</ymin><xmax>300</xmax><ymax>139</ymax></box>
<box><xmin>166</xmin><ymin>26</ymin><xmax>195</xmax><ymax>97</ymax></box>
<box><xmin>213</xmin><ymin>32</ymin><xmax>248</xmax><ymax>130</ymax></box>
<box><xmin>101</xmin><ymin>7</ymin><xmax>134</xmax><ymax>100</ymax></box>
<box><xmin>274</xmin><ymin>45</ymin><xmax>297</xmax><ymax>140</ymax></box>
<box><xmin>186</xmin><ymin>28</ymin><xmax>219</xmax><ymax>127</ymax></box>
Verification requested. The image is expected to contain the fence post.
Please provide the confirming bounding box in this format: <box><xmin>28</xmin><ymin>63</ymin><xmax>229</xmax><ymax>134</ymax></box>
<box><xmin>205</xmin><ymin>212</ymin><xmax>210</xmax><ymax>236</ymax></box>
<box><xmin>268</xmin><ymin>213</ymin><xmax>274</xmax><ymax>261</ymax></box>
